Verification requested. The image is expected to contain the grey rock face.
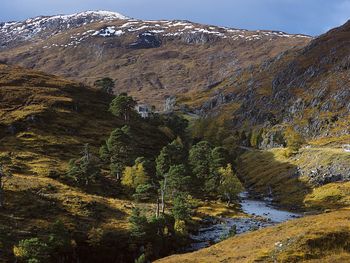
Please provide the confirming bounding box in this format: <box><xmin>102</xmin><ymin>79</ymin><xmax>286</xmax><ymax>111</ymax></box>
<box><xmin>164</xmin><ymin>95</ymin><xmax>177</xmax><ymax>112</ymax></box>
<box><xmin>129</xmin><ymin>32</ymin><xmax>162</xmax><ymax>49</ymax></box>
<box><xmin>303</xmin><ymin>165</ymin><xmax>350</xmax><ymax>186</ymax></box>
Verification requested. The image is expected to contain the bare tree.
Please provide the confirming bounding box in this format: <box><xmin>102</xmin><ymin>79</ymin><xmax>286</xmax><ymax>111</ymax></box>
<box><xmin>160</xmin><ymin>175</ymin><xmax>167</xmax><ymax>214</ymax></box>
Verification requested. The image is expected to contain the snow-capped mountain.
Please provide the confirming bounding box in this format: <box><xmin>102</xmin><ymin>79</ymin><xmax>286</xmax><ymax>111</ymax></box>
<box><xmin>0</xmin><ymin>11</ymin><xmax>312</xmax><ymax>108</ymax></box>
<box><xmin>0</xmin><ymin>10</ymin><xmax>310</xmax><ymax>49</ymax></box>
<box><xmin>0</xmin><ymin>11</ymin><xmax>128</xmax><ymax>48</ymax></box>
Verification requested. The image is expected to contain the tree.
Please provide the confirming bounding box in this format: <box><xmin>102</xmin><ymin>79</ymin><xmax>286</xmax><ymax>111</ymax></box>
<box><xmin>166</xmin><ymin>165</ymin><xmax>191</xmax><ymax>196</ymax></box>
<box><xmin>47</xmin><ymin>220</ymin><xmax>72</xmax><ymax>260</ymax></box>
<box><xmin>109</xmin><ymin>93</ymin><xmax>137</xmax><ymax>122</ymax></box>
<box><xmin>67</xmin><ymin>144</ymin><xmax>100</xmax><ymax>186</ymax></box>
<box><xmin>156</xmin><ymin>140</ymin><xmax>187</xmax><ymax>213</ymax></box>
<box><xmin>135</xmin><ymin>254</ymin><xmax>146</xmax><ymax>263</ymax></box>
<box><xmin>0</xmin><ymin>164</ymin><xmax>11</xmax><ymax>208</ymax></box>
<box><xmin>122</xmin><ymin>162</ymin><xmax>150</xmax><ymax>190</ymax></box>
<box><xmin>163</xmin><ymin>114</ymin><xmax>189</xmax><ymax>140</ymax></box>
<box><xmin>156</xmin><ymin>140</ymin><xmax>186</xmax><ymax>179</ymax></box>
<box><xmin>13</xmin><ymin>221</ymin><xmax>73</xmax><ymax>263</ymax></box>
<box><xmin>129</xmin><ymin>207</ymin><xmax>149</xmax><ymax>243</ymax></box>
<box><xmin>218</xmin><ymin>164</ymin><xmax>244</xmax><ymax>205</ymax></box>
<box><xmin>172</xmin><ymin>194</ymin><xmax>191</xmax><ymax>221</ymax></box>
<box><xmin>211</xmin><ymin>147</ymin><xmax>229</xmax><ymax>172</ymax></box>
<box><xmin>99</xmin><ymin>144</ymin><xmax>110</xmax><ymax>163</ymax></box>
<box><xmin>189</xmin><ymin>141</ymin><xmax>213</xmax><ymax>195</ymax></box>
<box><xmin>94</xmin><ymin>77</ymin><xmax>115</xmax><ymax>94</ymax></box>
<box><xmin>105</xmin><ymin>126</ymin><xmax>133</xmax><ymax>180</ymax></box>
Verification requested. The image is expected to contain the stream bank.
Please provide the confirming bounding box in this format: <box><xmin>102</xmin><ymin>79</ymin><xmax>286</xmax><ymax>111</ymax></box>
<box><xmin>188</xmin><ymin>192</ymin><xmax>301</xmax><ymax>251</ymax></box>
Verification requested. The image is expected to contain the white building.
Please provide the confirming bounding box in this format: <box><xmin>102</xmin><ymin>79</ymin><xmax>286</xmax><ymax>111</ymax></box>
<box><xmin>135</xmin><ymin>104</ymin><xmax>151</xmax><ymax>118</ymax></box>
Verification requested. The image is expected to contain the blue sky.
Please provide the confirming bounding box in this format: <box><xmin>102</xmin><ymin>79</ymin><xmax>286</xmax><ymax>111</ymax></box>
<box><xmin>1</xmin><ymin>0</ymin><xmax>349</xmax><ymax>36</ymax></box>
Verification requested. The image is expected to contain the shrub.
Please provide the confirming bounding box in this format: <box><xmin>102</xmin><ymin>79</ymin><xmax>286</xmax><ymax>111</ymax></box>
<box><xmin>87</xmin><ymin>227</ymin><xmax>104</xmax><ymax>247</ymax></box>
<box><xmin>13</xmin><ymin>238</ymin><xmax>49</xmax><ymax>263</ymax></box>
<box><xmin>284</xmin><ymin>127</ymin><xmax>305</xmax><ymax>155</ymax></box>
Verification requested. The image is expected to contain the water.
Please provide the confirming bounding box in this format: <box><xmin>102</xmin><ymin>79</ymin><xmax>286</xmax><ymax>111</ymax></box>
<box><xmin>240</xmin><ymin>192</ymin><xmax>301</xmax><ymax>223</ymax></box>
<box><xmin>188</xmin><ymin>192</ymin><xmax>301</xmax><ymax>251</ymax></box>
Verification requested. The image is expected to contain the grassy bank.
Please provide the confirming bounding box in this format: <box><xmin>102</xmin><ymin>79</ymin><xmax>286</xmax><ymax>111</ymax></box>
<box><xmin>156</xmin><ymin>208</ymin><xmax>350</xmax><ymax>263</ymax></box>
<box><xmin>237</xmin><ymin>147</ymin><xmax>350</xmax><ymax>210</ymax></box>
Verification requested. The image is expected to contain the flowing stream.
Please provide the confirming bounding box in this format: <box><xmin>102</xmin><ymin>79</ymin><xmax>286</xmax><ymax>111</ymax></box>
<box><xmin>188</xmin><ymin>192</ymin><xmax>301</xmax><ymax>251</ymax></box>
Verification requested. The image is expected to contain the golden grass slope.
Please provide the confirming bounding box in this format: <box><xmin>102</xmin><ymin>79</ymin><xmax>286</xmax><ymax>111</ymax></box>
<box><xmin>0</xmin><ymin>64</ymin><xmax>170</xmax><ymax>261</ymax></box>
<box><xmin>156</xmin><ymin>209</ymin><xmax>350</xmax><ymax>263</ymax></box>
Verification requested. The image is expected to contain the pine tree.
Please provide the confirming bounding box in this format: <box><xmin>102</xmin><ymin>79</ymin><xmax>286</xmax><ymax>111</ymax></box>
<box><xmin>129</xmin><ymin>208</ymin><xmax>148</xmax><ymax>243</ymax></box>
<box><xmin>109</xmin><ymin>93</ymin><xmax>137</xmax><ymax>122</ymax></box>
<box><xmin>156</xmin><ymin>140</ymin><xmax>187</xmax><ymax>213</ymax></box>
<box><xmin>105</xmin><ymin>126</ymin><xmax>133</xmax><ymax>180</ymax></box>
<box><xmin>189</xmin><ymin>141</ymin><xmax>213</xmax><ymax>195</ymax></box>
<box><xmin>67</xmin><ymin>144</ymin><xmax>100</xmax><ymax>186</ymax></box>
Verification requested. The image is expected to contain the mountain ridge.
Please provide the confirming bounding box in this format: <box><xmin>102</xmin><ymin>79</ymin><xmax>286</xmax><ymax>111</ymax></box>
<box><xmin>0</xmin><ymin>11</ymin><xmax>312</xmax><ymax>108</ymax></box>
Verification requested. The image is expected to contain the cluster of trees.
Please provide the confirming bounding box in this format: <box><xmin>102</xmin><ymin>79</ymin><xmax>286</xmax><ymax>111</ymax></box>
<box><xmin>123</xmin><ymin>138</ymin><xmax>243</xmax><ymax>261</ymax></box>
<box><xmin>157</xmin><ymin>140</ymin><xmax>243</xmax><ymax>208</ymax></box>
<box><xmin>64</xmin><ymin>92</ymin><xmax>243</xmax><ymax>262</ymax></box>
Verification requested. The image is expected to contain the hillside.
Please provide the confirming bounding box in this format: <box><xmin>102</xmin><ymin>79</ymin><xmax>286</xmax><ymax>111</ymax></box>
<box><xmin>0</xmin><ymin>10</ymin><xmax>349</xmax><ymax>263</ymax></box>
<box><xmin>0</xmin><ymin>11</ymin><xmax>311</xmax><ymax>108</ymax></box>
<box><xmin>156</xmin><ymin>208</ymin><xmax>350</xmax><ymax>263</ymax></box>
<box><xmin>0</xmin><ymin>64</ymin><xmax>172</xmax><ymax>262</ymax></box>
<box><xmin>182</xmin><ymin>20</ymin><xmax>350</xmax><ymax>143</ymax></box>
<box><xmin>155</xmin><ymin>20</ymin><xmax>350</xmax><ymax>263</ymax></box>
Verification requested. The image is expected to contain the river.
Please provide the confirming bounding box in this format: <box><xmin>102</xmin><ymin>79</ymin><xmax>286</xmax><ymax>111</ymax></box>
<box><xmin>188</xmin><ymin>192</ymin><xmax>301</xmax><ymax>251</ymax></box>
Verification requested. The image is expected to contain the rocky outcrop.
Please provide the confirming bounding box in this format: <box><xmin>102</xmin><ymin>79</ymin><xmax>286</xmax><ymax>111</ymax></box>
<box><xmin>304</xmin><ymin>165</ymin><xmax>350</xmax><ymax>186</ymax></box>
<box><xmin>129</xmin><ymin>32</ymin><xmax>162</xmax><ymax>49</ymax></box>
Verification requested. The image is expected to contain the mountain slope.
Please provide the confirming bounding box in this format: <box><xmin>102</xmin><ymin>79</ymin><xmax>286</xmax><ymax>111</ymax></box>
<box><xmin>0</xmin><ymin>11</ymin><xmax>311</xmax><ymax>108</ymax></box>
<box><xmin>0</xmin><ymin>64</ymin><xmax>172</xmax><ymax>261</ymax></box>
<box><xmin>0</xmin><ymin>63</ymin><xmax>169</xmax><ymax>175</ymax></box>
<box><xmin>184</xmin><ymin>20</ymin><xmax>350</xmax><ymax>143</ymax></box>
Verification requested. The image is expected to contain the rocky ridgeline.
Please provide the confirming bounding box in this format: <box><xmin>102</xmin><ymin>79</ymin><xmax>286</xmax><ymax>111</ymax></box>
<box><xmin>0</xmin><ymin>10</ymin><xmax>311</xmax><ymax>50</ymax></box>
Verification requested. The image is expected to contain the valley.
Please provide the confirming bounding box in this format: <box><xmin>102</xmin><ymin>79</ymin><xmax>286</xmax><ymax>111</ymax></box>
<box><xmin>0</xmin><ymin>9</ymin><xmax>349</xmax><ymax>263</ymax></box>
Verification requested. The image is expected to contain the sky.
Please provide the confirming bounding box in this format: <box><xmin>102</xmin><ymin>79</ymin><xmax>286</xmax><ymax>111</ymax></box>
<box><xmin>0</xmin><ymin>0</ymin><xmax>350</xmax><ymax>36</ymax></box>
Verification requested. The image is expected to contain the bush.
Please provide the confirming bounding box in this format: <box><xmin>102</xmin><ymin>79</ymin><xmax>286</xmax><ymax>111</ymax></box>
<box><xmin>284</xmin><ymin>127</ymin><xmax>305</xmax><ymax>155</ymax></box>
<box><xmin>174</xmin><ymin>220</ymin><xmax>188</xmax><ymax>236</ymax></box>
<box><xmin>13</xmin><ymin>238</ymin><xmax>49</xmax><ymax>263</ymax></box>
<box><xmin>134</xmin><ymin>253</ymin><xmax>146</xmax><ymax>263</ymax></box>
<box><xmin>87</xmin><ymin>227</ymin><xmax>104</xmax><ymax>247</ymax></box>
